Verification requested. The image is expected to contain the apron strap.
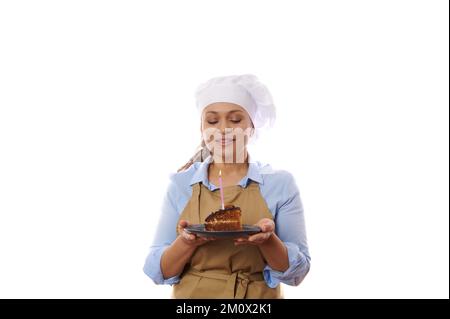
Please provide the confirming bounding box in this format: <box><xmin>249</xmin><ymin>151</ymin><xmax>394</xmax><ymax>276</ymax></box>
<box><xmin>196</xmin><ymin>183</ymin><xmax>201</xmax><ymax>223</ymax></box>
<box><xmin>190</xmin><ymin>183</ymin><xmax>202</xmax><ymax>224</ymax></box>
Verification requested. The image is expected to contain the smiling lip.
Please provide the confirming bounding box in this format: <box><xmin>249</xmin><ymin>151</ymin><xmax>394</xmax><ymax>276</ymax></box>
<box><xmin>215</xmin><ymin>138</ymin><xmax>235</xmax><ymax>145</ymax></box>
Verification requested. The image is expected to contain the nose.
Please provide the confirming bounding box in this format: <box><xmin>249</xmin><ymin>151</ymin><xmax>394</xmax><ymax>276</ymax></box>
<box><xmin>219</xmin><ymin>121</ymin><xmax>227</xmax><ymax>135</ymax></box>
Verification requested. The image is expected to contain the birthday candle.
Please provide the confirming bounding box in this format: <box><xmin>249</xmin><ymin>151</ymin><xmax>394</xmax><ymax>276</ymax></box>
<box><xmin>219</xmin><ymin>169</ymin><xmax>225</xmax><ymax>210</ymax></box>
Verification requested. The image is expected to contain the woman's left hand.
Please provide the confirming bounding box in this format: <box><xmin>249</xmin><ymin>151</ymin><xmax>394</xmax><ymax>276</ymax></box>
<box><xmin>234</xmin><ymin>218</ymin><xmax>274</xmax><ymax>246</ymax></box>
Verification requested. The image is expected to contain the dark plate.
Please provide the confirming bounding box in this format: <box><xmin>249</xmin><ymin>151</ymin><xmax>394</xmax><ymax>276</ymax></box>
<box><xmin>184</xmin><ymin>224</ymin><xmax>261</xmax><ymax>238</ymax></box>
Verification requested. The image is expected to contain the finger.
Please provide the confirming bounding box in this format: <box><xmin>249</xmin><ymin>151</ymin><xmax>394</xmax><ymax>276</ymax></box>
<box><xmin>182</xmin><ymin>230</ymin><xmax>196</xmax><ymax>241</ymax></box>
<box><xmin>235</xmin><ymin>238</ymin><xmax>253</xmax><ymax>244</ymax></box>
<box><xmin>249</xmin><ymin>232</ymin><xmax>271</xmax><ymax>242</ymax></box>
<box><xmin>248</xmin><ymin>233</ymin><xmax>265</xmax><ymax>241</ymax></box>
<box><xmin>255</xmin><ymin>219</ymin><xmax>273</xmax><ymax>231</ymax></box>
<box><xmin>178</xmin><ymin>222</ymin><xmax>188</xmax><ymax>232</ymax></box>
<box><xmin>179</xmin><ymin>220</ymin><xmax>189</xmax><ymax>228</ymax></box>
<box><xmin>261</xmin><ymin>222</ymin><xmax>275</xmax><ymax>232</ymax></box>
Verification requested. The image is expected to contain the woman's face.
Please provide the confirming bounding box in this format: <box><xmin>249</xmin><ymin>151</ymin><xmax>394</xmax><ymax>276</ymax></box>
<box><xmin>201</xmin><ymin>102</ymin><xmax>254</xmax><ymax>163</ymax></box>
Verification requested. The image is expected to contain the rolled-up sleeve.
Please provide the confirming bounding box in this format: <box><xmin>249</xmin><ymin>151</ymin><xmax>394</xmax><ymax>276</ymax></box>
<box><xmin>263</xmin><ymin>172</ymin><xmax>311</xmax><ymax>288</ymax></box>
<box><xmin>143</xmin><ymin>178</ymin><xmax>183</xmax><ymax>285</ymax></box>
<box><xmin>143</xmin><ymin>245</ymin><xmax>180</xmax><ymax>285</ymax></box>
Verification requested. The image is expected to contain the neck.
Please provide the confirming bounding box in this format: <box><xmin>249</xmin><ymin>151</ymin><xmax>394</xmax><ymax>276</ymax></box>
<box><xmin>210</xmin><ymin>150</ymin><xmax>249</xmax><ymax>174</ymax></box>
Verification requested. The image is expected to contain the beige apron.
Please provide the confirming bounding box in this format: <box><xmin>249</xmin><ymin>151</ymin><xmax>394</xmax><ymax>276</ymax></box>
<box><xmin>173</xmin><ymin>181</ymin><xmax>282</xmax><ymax>299</ymax></box>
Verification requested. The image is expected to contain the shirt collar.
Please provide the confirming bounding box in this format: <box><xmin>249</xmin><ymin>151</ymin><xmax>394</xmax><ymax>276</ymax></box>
<box><xmin>189</xmin><ymin>154</ymin><xmax>264</xmax><ymax>190</ymax></box>
<box><xmin>189</xmin><ymin>155</ymin><xmax>213</xmax><ymax>187</ymax></box>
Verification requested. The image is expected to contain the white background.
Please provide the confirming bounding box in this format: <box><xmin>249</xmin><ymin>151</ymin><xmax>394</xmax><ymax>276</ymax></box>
<box><xmin>0</xmin><ymin>1</ymin><xmax>448</xmax><ymax>299</ymax></box>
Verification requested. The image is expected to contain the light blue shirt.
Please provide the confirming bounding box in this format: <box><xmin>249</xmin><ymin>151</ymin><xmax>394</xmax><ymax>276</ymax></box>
<box><xmin>143</xmin><ymin>156</ymin><xmax>310</xmax><ymax>288</ymax></box>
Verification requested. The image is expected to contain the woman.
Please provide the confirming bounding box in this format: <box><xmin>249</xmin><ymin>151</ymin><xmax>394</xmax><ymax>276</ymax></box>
<box><xmin>144</xmin><ymin>74</ymin><xmax>310</xmax><ymax>299</ymax></box>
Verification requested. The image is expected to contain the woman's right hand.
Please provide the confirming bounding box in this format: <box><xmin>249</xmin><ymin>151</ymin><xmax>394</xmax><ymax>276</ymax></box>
<box><xmin>178</xmin><ymin>220</ymin><xmax>214</xmax><ymax>246</ymax></box>
<box><xmin>161</xmin><ymin>220</ymin><xmax>214</xmax><ymax>279</ymax></box>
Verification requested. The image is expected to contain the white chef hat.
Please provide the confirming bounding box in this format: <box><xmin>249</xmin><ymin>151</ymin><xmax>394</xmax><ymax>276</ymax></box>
<box><xmin>195</xmin><ymin>74</ymin><xmax>276</xmax><ymax>131</ymax></box>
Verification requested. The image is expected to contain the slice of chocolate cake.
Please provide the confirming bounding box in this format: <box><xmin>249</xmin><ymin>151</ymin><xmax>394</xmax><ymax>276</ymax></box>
<box><xmin>204</xmin><ymin>204</ymin><xmax>242</xmax><ymax>231</ymax></box>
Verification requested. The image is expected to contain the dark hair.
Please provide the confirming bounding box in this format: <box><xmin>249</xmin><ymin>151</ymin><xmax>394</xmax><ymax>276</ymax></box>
<box><xmin>177</xmin><ymin>139</ymin><xmax>211</xmax><ymax>172</ymax></box>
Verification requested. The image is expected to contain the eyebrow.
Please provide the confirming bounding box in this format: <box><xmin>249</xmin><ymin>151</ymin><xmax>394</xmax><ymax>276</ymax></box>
<box><xmin>205</xmin><ymin>110</ymin><xmax>245</xmax><ymax>115</ymax></box>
